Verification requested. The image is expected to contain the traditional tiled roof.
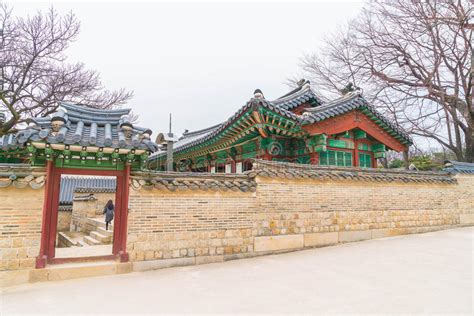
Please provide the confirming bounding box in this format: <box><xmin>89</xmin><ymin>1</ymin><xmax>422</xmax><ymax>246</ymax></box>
<box><xmin>59</xmin><ymin>176</ymin><xmax>116</xmax><ymax>205</ymax></box>
<box><xmin>130</xmin><ymin>171</ymin><xmax>256</xmax><ymax>192</ymax></box>
<box><xmin>149</xmin><ymin>97</ymin><xmax>302</xmax><ymax>160</ymax></box>
<box><xmin>149</xmin><ymin>84</ymin><xmax>411</xmax><ymax>165</ymax></box>
<box><xmin>0</xmin><ymin>103</ymin><xmax>159</xmax><ymax>152</ymax></box>
<box><xmin>443</xmin><ymin>160</ymin><xmax>474</xmax><ymax>174</ymax></box>
<box><xmin>301</xmin><ymin>92</ymin><xmax>412</xmax><ymax>144</ymax></box>
<box><xmin>271</xmin><ymin>80</ymin><xmax>321</xmax><ymax>110</ymax></box>
<box><xmin>0</xmin><ymin>163</ymin><xmax>46</xmax><ymax>189</ymax></box>
<box><xmin>250</xmin><ymin>160</ymin><xmax>457</xmax><ymax>184</ymax></box>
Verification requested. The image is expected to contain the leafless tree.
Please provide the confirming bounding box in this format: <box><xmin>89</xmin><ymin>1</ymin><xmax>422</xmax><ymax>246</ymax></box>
<box><xmin>0</xmin><ymin>4</ymin><xmax>133</xmax><ymax>136</ymax></box>
<box><xmin>298</xmin><ymin>0</ymin><xmax>473</xmax><ymax>162</ymax></box>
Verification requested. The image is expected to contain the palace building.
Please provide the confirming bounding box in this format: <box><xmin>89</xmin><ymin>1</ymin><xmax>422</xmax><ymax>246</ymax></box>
<box><xmin>147</xmin><ymin>80</ymin><xmax>412</xmax><ymax>172</ymax></box>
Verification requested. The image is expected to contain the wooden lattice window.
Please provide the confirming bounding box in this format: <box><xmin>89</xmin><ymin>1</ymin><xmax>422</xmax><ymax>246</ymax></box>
<box><xmin>319</xmin><ymin>150</ymin><xmax>352</xmax><ymax>167</ymax></box>
<box><xmin>359</xmin><ymin>153</ymin><xmax>372</xmax><ymax>168</ymax></box>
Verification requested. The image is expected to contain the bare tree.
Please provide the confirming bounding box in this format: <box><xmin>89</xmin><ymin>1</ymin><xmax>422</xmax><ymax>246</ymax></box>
<box><xmin>0</xmin><ymin>4</ymin><xmax>133</xmax><ymax>136</ymax></box>
<box><xmin>298</xmin><ymin>0</ymin><xmax>473</xmax><ymax>162</ymax></box>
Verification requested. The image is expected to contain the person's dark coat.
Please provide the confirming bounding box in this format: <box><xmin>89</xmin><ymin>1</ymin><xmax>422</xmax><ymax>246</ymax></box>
<box><xmin>103</xmin><ymin>205</ymin><xmax>114</xmax><ymax>222</ymax></box>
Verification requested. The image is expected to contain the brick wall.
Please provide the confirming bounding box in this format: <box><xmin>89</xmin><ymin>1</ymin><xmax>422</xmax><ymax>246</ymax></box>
<box><xmin>127</xmin><ymin>172</ymin><xmax>474</xmax><ymax>271</ymax></box>
<box><xmin>0</xmin><ymin>186</ymin><xmax>43</xmax><ymax>271</ymax></box>
<box><xmin>127</xmin><ymin>189</ymin><xmax>256</xmax><ymax>264</ymax></box>
<box><xmin>1</xmin><ymin>166</ymin><xmax>473</xmax><ymax>285</ymax></box>
<box><xmin>252</xmin><ymin>175</ymin><xmax>473</xmax><ymax>252</ymax></box>
<box><xmin>57</xmin><ymin>210</ymin><xmax>71</xmax><ymax>232</ymax></box>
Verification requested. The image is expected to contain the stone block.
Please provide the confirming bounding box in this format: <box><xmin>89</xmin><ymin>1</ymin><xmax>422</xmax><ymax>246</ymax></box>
<box><xmin>47</xmin><ymin>262</ymin><xmax>117</xmax><ymax>281</ymax></box>
<box><xmin>338</xmin><ymin>230</ymin><xmax>372</xmax><ymax>243</ymax></box>
<box><xmin>116</xmin><ymin>262</ymin><xmax>132</xmax><ymax>274</ymax></box>
<box><xmin>459</xmin><ymin>213</ymin><xmax>474</xmax><ymax>225</ymax></box>
<box><xmin>0</xmin><ymin>270</ymin><xmax>30</xmax><ymax>288</ymax></box>
<box><xmin>29</xmin><ymin>269</ymin><xmax>49</xmax><ymax>283</ymax></box>
<box><xmin>304</xmin><ymin>232</ymin><xmax>338</xmax><ymax>247</ymax></box>
<box><xmin>132</xmin><ymin>257</ymin><xmax>195</xmax><ymax>272</ymax></box>
<box><xmin>195</xmin><ymin>255</ymin><xmax>224</xmax><ymax>265</ymax></box>
<box><xmin>254</xmin><ymin>235</ymin><xmax>304</xmax><ymax>252</ymax></box>
<box><xmin>370</xmin><ymin>229</ymin><xmax>392</xmax><ymax>239</ymax></box>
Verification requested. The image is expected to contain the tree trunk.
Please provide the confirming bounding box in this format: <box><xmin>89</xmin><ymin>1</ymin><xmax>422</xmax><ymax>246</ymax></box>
<box><xmin>466</xmin><ymin>126</ymin><xmax>474</xmax><ymax>163</ymax></box>
<box><xmin>403</xmin><ymin>150</ymin><xmax>409</xmax><ymax>170</ymax></box>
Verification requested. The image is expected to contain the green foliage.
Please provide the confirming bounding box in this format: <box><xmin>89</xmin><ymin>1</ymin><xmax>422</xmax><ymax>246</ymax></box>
<box><xmin>409</xmin><ymin>155</ymin><xmax>442</xmax><ymax>171</ymax></box>
<box><xmin>388</xmin><ymin>159</ymin><xmax>404</xmax><ymax>169</ymax></box>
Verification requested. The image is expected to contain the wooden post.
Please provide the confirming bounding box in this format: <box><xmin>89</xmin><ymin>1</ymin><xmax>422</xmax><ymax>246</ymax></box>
<box><xmin>119</xmin><ymin>164</ymin><xmax>130</xmax><ymax>262</ymax></box>
<box><xmin>403</xmin><ymin>149</ymin><xmax>409</xmax><ymax>170</ymax></box>
<box><xmin>36</xmin><ymin>160</ymin><xmax>54</xmax><ymax>268</ymax></box>
<box><xmin>371</xmin><ymin>153</ymin><xmax>377</xmax><ymax>168</ymax></box>
<box><xmin>47</xmin><ymin>171</ymin><xmax>61</xmax><ymax>258</ymax></box>
<box><xmin>309</xmin><ymin>152</ymin><xmax>319</xmax><ymax>165</ymax></box>
<box><xmin>353</xmin><ymin>139</ymin><xmax>359</xmax><ymax>167</ymax></box>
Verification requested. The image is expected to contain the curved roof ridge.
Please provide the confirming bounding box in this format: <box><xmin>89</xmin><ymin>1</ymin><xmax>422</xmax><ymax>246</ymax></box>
<box><xmin>301</xmin><ymin>92</ymin><xmax>411</xmax><ymax>144</ymax></box>
<box><xmin>271</xmin><ymin>85</ymin><xmax>316</xmax><ymax>104</ymax></box>
<box><xmin>181</xmin><ymin>123</ymin><xmax>222</xmax><ymax>139</ymax></box>
<box><xmin>149</xmin><ymin>98</ymin><xmax>301</xmax><ymax>161</ymax></box>
<box><xmin>303</xmin><ymin>92</ymin><xmax>362</xmax><ymax>113</ymax></box>
<box><xmin>61</xmin><ymin>103</ymin><xmax>131</xmax><ymax>116</ymax></box>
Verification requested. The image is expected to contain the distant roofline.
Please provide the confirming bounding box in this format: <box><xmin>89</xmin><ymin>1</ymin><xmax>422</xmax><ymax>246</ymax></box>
<box><xmin>181</xmin><ymin>123</ymin><xmax>222</xmax><ymax>140</ymax></box>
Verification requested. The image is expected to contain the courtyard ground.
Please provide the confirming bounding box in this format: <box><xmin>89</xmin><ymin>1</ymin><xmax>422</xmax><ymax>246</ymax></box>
<box><xmin>1</xmin><ymin>227</ymin><xmax>473</xmax><ymax>314</ymax></box>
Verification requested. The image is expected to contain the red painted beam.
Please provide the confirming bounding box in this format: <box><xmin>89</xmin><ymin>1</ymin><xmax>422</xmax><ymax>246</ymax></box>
<box><xmin>302</xmin><ymin>111</ymin><xmax>408</xmax><ymax>152</ymax></box>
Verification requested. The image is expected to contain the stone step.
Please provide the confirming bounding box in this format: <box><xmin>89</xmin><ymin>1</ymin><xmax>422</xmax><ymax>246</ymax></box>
<box><xmin>86</xmin><ymin>218</ymin><xmax>113</xmax><ymax>231</ymax></box>
<box><xmin>42</xmin><ymin>261</ymin><xmax>131</xmax><ymax>282</ymax></box>
<box><xmin>83</xmin><ymin>236</ymin><xmax>101</xmax><ymax>246</ymax></box>
<box><xmin>90</xmin><ymin>231</ymin><xmax>112</xmax><ymax>243</ymax></box>
<box><xmin>97</xmin><ymin>227</ymin><xmax>114</xmax><ymax>237</ymax></box>
<box><xmin>77</xmin><ymin>240</ymin><xmax>87</xmax><ymax>247</ymax></box>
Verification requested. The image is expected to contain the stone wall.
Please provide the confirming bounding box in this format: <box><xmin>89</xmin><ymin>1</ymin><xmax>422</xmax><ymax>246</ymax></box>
<box><xmin>252</xmin><ymin>174</ymin><xmax>474</xmax><ymax>253</ymax></box>
<box><xmin>70</xmin><ymin>191</ymin><xmax>115</xmax><ymax>232</ymax></box>
<box><xmin>57</xmin><ymin>210</ymin><xmax>71</xmax><ymax>232</ymax></box>
<box><xmin>127</xmin><ymin>163</ymin><xmax>474</xmax><ymax>272</ymax></box>
<box><xmin>127</xmin><ymin>188</ymin><xmax>256</xmax><ymax>266</ymax></box>
<box><xmin>1</xmin><ymin>161</ymin><xmax>473</xmax><ymax>286</ymax></box>
<box><xmin>0</xmin><ymin>186</ymin><xmax>44</xmax><ymax>272</ymax></box>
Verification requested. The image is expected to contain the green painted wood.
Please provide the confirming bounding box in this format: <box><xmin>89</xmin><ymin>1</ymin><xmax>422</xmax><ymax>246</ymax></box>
<box><xmin>319</xmin><ymin>150</ymin><xmax>352</xmax><ymax>167</ymax></box>
<box><xmin>372</xmin><ymin>143</ymin><xmax>386</xmax><ymax>152</ymax></box>
<box><xmin>354</xmin><ymin>130</ymin><xmax>367</xmax><ymax>139</ymax></box>
<box><xmin>359</xmin><ymin>153</ymin><xmax>372</xmax><ymax>168</ymax></box>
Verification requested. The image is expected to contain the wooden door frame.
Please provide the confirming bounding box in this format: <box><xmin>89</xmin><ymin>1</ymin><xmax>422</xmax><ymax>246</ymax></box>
<box><xmin>36</xmin><ymin>161</ymin><xmax>131</xmax><ymax>268</ymax></box>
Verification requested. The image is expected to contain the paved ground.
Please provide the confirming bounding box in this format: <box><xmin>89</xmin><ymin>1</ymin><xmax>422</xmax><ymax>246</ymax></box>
<box><xmin>2</xmin><ymin>227</ymin><xmax>473</xmax><ymax>314</ymax></box>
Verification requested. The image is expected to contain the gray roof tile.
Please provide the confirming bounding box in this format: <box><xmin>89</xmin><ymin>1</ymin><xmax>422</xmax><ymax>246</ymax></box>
<box><xmin>443</xmin><ymin>160</ymin><xmax>474</xmax><ymax>174</ymax></box>
<box><xmin>0</xmin><ymin>103</ymin><xmax>159</xmax><ymax>152</ymax></box>
<box><xmin>59</xmin><ymin>176</ymin><xmax>116</xmax><ymax>205</ymax></box>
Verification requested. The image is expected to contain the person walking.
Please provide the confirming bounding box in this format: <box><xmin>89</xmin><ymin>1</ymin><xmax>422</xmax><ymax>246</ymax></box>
<box><xmin>103</xmin><ymin>200</ymin><xmax>114</xmax><ymax>230</ymax></box>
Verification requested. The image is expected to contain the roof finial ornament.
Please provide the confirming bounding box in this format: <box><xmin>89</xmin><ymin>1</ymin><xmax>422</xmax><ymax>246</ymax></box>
<box><xmin>50</xmin><ymin>108</ymin><xmax>68</xmax><ymax>134</ymax></box>
<box><xmin>119</xmin><ymin>115</ymin><xmax>134</xmax><ymax>138</ymax></box>
<box><xmin>254</xmin><ymin>89</ymin><xmax>264</xmax><ymax>99</ymax></box>
<box><xmin>340</xmin><ymin>82</ymin><xmax>362</xmax><ymax>96</ymax></box>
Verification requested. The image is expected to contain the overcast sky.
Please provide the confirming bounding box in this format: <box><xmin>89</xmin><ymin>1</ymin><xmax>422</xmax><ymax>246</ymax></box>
<box><xmin>11</xmin><ymin>0</ymin><xmax>365</xmax><ymax>138</ymax></box>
